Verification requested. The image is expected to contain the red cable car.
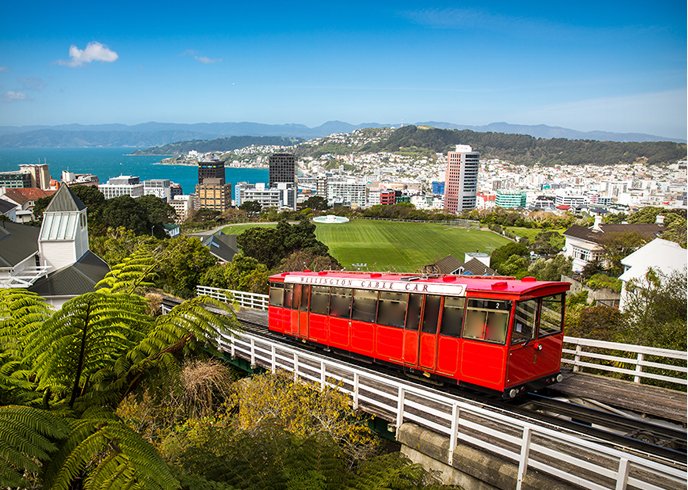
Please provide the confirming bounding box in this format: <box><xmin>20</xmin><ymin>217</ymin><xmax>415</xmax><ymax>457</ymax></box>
<box><xmin>267</xmin><ymin>271</ymin><xmax>570</xmax><ymax>398</ymax></box>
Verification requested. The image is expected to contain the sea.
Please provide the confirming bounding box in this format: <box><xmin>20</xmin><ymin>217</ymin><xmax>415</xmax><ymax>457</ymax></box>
<box><xmin>0</xmin><ymin>148</ymin><xmax>269</xmax><ymax>195</ymax></box>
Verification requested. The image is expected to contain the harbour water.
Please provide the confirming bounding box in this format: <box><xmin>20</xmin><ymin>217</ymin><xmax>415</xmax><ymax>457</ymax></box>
<box><xmin>0</xmin><ymin>148</ymin><xmax>269</xmax><ymax>195</ymax></box>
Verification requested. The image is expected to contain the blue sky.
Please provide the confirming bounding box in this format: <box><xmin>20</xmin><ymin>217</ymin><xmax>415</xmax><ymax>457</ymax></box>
<box><xmin>0</xmin><ymin>1</ymin><xmax>685</xmax><ymax>138</ymax></box>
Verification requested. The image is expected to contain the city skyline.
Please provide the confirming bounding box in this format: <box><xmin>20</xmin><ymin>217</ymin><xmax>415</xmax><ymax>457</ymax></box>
<box><xmin>0</xmin><ymin>1</ymin><xmax>685</xmax><ymax>139</ymax></box>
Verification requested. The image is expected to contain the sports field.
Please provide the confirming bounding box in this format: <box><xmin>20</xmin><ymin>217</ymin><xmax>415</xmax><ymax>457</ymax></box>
<box><xmin>223</xmin><ymin>219</ymin><xmax>509</xmax><ymax>272</ymax></box>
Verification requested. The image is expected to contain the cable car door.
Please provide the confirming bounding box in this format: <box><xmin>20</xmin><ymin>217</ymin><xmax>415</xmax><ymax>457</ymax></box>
<box><xmin>291</xmin><ymin>284</ymin><xmax>309</xmax><ymax>338</ymax></box>
<box><xmin>418</xmin><ymin>295</ymin><xmax>442</xmax><ymax>371</ymax></box>
<box><xmin>403</xmin><ymin>294</ymin><xmax>423</xmax><ymax>366</ymax></box>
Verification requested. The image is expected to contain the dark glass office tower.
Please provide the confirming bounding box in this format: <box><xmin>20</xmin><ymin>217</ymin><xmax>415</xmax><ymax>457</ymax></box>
<box><xmin>269</xmin><ymin>153</ymin><xmax>295</xmax><ymax>187</ymax></box>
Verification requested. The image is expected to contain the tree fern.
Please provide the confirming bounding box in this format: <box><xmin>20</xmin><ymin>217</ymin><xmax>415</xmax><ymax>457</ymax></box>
<box><xmin>0</xmin><ymin>405</ymin><xmax>69</xmax><ymax>487</ymax></box>
<box><xmin>24</xmin><ymin>292</ymin><xmax>152</xmax><ymax>408</ymax></box>
<box><xmin>42</xmin><ymin>413</ymin><xmax>179</xmax><ymax>490</ymax></box>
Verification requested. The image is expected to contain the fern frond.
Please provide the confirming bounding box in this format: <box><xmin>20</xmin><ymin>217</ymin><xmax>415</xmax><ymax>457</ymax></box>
<box><xmin>43</xmin><ymin>416</ymin><xmax>179</xmax><ymax>490</ymax></box>
<box><xmin>0</xmin><ymin>405</ymin><xmax>69</xmax><ymax>486</ymax></box>
<box><xmin>0</xmin><ymin>289</ymin><xmax>51</xmax><ymax>360</ymax></box>
<box><xmin>96</xmin><ymin>249</ymin><xmax>158</xmax><ymax>295</ymax></box>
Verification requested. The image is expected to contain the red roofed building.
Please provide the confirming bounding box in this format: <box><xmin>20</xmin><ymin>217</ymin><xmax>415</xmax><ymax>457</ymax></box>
<box><xmin>0</xmin><ymin>188</ymin><xmax>57</xmax><ymax>223</ymax></box>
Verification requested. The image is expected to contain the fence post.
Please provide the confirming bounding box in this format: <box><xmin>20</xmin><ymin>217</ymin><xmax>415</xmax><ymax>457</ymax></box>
<box><xmin>396</xmin><ymin>387</ymin><xmax>405</xmax><ymax>437</ymax></box>
<box><xmin>320</xmin><ymin>360</ymin><xmax>326</xmax><ymax>389</ymax></box>
<box><xmin>352</xmin><ymin>372</ymin><xmax>359</xmax><ymax>409</ymax></box>
<box><xmin>615</xmin><ymin>458</ymin><xmax>630</xmax><ymax>490</ymax></box>
<box><xmin>573</xmin><ymin>344</ymin><xmax>582</xmax><ymax>373</ymax></box>
<box><xmin>448</xmin><ymin>404</ymin><xmax>460</xmax><ymax>465</ymax></box>
<box><xmin>293</xmin><ymin>352</ymin><xmax>299</xmax><ymax>382</ymax></box>
<box><xmin>271</xmin><ymin>345</ymin><xmax>276</xmax><ymax>373</ymax></box>
<box><xmin>230</xmin><ymin>334</ymin><xmax>235</xmax><ymax>358</ymax></box>
<box><xmin>634</xmin><ymin>353</ymin><xmax>644</xmax><ymax>384</ymax></box>
<box><xmin>516</xmin><ymin>427</ymin><xmax>532</xmax><ymax>490</ymax></box>
<box><xmin>249</xmin><ymin>338</ymin><xmax>255</xmax><ymax>368</ymax></box>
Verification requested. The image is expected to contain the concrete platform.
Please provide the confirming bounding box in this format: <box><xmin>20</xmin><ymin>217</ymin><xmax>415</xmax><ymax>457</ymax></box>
<box><xmin>550</xmin><ymin>371</ymin><xmax>686</xmax><ymax>424</ymax></box>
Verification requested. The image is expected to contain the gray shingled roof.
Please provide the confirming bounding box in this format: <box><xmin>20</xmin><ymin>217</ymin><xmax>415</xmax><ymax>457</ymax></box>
<box><xmin>45</xmin><ymin>185</ymin><xmax>86</xmax><ymax>213</ymax></box>
<box><xmin>0</xmin><ymin>199</ymin><xmax>15</xmax><ymax>215</ymax></box>
<box><xmin>201</xmin><ymin>232</ymin><xmax>238</xmax><ymax>263</ymax></box>
<box><xmin>564</xmin><ymin>223</ymin><xmax>663</xmax><ymax>244</ymax></box>
<box><xmin>0</xmin><ymin>221</ymin><xmax>40</xmax><ymax>267</ymax></box>
<box><xmin>459</xmin><ymin>258</ymin><xmax>496</xmax><ymax>276</ymax></box>
<box><xmin>29</xmin><ymin>251</ymin><xmax>109</xmax><ymax>297</ymax></box>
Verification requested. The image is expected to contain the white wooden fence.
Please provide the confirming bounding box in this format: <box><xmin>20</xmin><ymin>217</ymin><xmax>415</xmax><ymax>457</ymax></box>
<box><xmin>196</xmin><ymin>286</ymin><xmax>688</xmax><ymax>389</ymax></box>
<box><xmin>562</xmin><ymin>337</ymin><xmax>687</xmax><ymax>387</ymax></box>
<box><xmin>219</xmin><ymin>329</ymin><xmax>687</xmax><ymax>490</ymax></box>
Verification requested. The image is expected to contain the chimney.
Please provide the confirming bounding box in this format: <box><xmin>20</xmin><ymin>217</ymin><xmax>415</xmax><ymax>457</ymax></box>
<box><xmin>592</xmin><ymin>215</ymin><xmax>603</xmax><ymax>232</ymax></box>
<box><xmin>655</xmin><ymin>215</ymin><xmax>665</xmax><ymax>226</ymax></box>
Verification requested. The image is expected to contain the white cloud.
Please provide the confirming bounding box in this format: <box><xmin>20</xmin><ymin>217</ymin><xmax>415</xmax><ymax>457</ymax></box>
<box><xmin>195</xmin><ymin>55</ymin><xmax>222</xmax><ymax>64</ymax></box>
<box><xmin>58</xmin><ymin>41</ymin><xmax>119</xmax><ymax>67</ymax></box>
<box><xmin>182</xmin><ymin>49</ymin><xmax>222</xmax><ymax>64</ymax></box>
<box><xmin>4</xmin><ymin>91</ymin><xmax>27</xmax><ymax>101</ymax></box>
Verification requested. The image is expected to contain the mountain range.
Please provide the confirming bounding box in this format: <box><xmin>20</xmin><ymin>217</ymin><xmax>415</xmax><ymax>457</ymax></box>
<box><xmin>0</xmin><ymin>121</ymin><xmax>683</xmax><ymax>148</ymax></box>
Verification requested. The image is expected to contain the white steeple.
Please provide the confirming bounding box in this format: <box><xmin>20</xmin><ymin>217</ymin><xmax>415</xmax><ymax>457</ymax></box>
<box><xmin>38</xmin><ymin>185</ymin><xmax>89</xmax><ymax>271</ymax></box>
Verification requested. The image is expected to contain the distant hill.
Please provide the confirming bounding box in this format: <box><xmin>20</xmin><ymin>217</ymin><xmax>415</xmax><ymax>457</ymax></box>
<box><xmin>362</xmin><ymin>126</ymin><xmax>687</xmax><ymax>165</ymax></box>
<box><xmin>0</xmin><ymin>120</ymin><xmax>682</xmax><ymax>148</ymax></box>
<box><xmin>132</xmin><ymin>136</ymin><xmax>303</xmax><ymax>155</ymax></box>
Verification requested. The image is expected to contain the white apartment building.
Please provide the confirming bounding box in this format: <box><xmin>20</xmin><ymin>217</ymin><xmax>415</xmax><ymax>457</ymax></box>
<box><xmin>98</xmin><ymin>175</ymin><xmax>144</xmax><ymax>200</ymax></box>
<box><xmin>235</xmin><ymin>182</ymin><xmax>281</xmax><ymax>209</ymax></box>
<box><xmin>326</xmin><ymin>179</ymin><xmax>367</xmax><ymax>208</ymax></box>
<box><xmin>170</xmin><ymin>195</ymin><xmax>195</xmax><ymax>222</ymax></box>
<box><xmin>143</xmin><ymin>179</ymin><xmax>172</xmax><ymax>201</ymax></box>
<box><xmin>554</xmin><ymin>189</ymin><xmax>587</xmax><ymax>208</ymax></box>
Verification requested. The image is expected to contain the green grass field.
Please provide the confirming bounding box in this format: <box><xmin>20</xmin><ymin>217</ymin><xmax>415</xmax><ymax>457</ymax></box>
<box><xmin>221</xmin><ymin>223</ymin><xmax>278</xmax><ymax>235</ymax></box>
<box><xmin>224</xmin><ymin>219</ymin><xmax>509</xmax><ymax>272</ymax></box>
<box><xmin>505</xmin><ymin>226</ymin><xmax>565</xmax><ymax>240</ymax></box>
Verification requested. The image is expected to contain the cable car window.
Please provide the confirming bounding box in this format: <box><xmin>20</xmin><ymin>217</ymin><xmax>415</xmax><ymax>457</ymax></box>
<box><xmin>330</xmin><ymin>288</ymin><xmax>352</xmax><ymax>319</ymax></box>
<box><xmin>269</xmin><ymin>283</ymin><xmax>284</xmax><ymax>307</ymax></box>
<box><xmin>352</xmin><ymin>289</ymin><xmax>378</xmax><ymax>322</ymax></box>
<box><xmin>422</xmin><ymin>295</ymin><xmax>441</xmax><ymax>333</ymax></box>
<box><xmin>377</xmin><ymin>292</ymin><xmax>407</xmax><ymax>328</ymax></box>
<box><xmin>464</xmin><ymin>299</ymin><xmax>511</xmax><ymax>344</ymax></box>
<box><xmin>405</xmin><ymin>294</ymin><xmax>423</xmax><ymax>330</ymax></box>
<box><xmin>283</xmin><ymin>284</ymin><xmax>294</xmax><ymax>309</ymax></box>
<box><xmin>440</xmin><ymin>297</ymin><xmax>465</xmax><ymax>337</ymax></box>
<box><xmin>292</xmin><ymin>284</ymin><xmax>303</xmax><ymax>310</ymax></box>
<box><xmin>299</xmin><ymin>285</ymin><xmax>310</xmax><ymax>311</ymax></box>
<box><xmin>512</xmin><ymin>299</ymin><xmax>538</xmax><ymax>344</ymax></box>
<box><xmin>539</xmin><ymin>294</ymin><xmax>564</xmax><ymax>337</ymax></box>
<box><xmin>310</xmin><ymin>286</ymin><xmax>330</xmax><ymax>315</ymax></box>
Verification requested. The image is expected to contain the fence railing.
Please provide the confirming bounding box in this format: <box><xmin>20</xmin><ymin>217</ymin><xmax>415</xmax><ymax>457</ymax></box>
<box><xmin>562</xmin><ymin>336</ymin><xmax>687</xmax><ymax>388</ymax></box>
<box><xmin>196</xmin><ymin>285</ymin><xmax>268</xmax><ymax>311</ymax></box>
<box><xmin>219</xmin><ymin>329</ymin><xmax>686</xmax><ymax>490</ymax></box>
<box><xmin>197</xmin><ymin>286</ymin><xmax>688</xmax><ymax>389</ymax></box>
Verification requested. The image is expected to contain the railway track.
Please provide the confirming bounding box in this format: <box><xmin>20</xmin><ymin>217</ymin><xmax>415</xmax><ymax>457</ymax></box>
<box><xmin>162</xmin><ymin>297</ymin><xmax>688</xmax><ymax>464</ymax></box>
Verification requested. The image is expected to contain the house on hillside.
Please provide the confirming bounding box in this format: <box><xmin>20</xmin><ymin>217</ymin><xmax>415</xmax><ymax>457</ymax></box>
<box><xmin>618</xmin><ymin>238</ymin><xmax>687</xmax><ymax>311</ymax></box>
<box><xmin>423</xmin><ymin>252</ymin><xmax>495</xmax><ymax>276</ymax></box>
<box><xmin>200</xmin><ymin>232</ymin><xmax>239</xmax><ymax>264</ymax></box>
<box><xmin>0</xmin><ymin>185</ymin><xmax>109</xmax><ymax>309</ymax></box>
<box><xmin>563</xmin><ymin>216</ymin><xmax>664</xmax><ymax>273</ymax></box>
<box><xmin>0</xmin><ymin>187</ymin><xmax>56</xmax><ymax>223</ymax></box>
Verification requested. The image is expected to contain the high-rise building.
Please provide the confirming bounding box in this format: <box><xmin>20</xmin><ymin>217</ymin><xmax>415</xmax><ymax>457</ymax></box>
<box><xmin>197</xmin><ymin>178</ymin><xmax>231</xmax><ymax>212</ymax></box>
<box><xmin>196</xmin><ymin>160</ymin><xmax>231</xmax><ymax>211</ymax></box>
<box><xmin>443</xmin><ymin>145</ymin><xmax>479</xmax><ymax>214</ymax></box>
<box><xmin>19</xmin><ymin>164</ymin><xmax>51</xmax><ymax>190</ymax></box>
<box><xmin>269</xmin><ymin>153</ymin><xmax>295</xmax><ymax>187</ymax></box>
<box><xmin>198</xmin><ymin>160</ymin><xmax>226</xmax><ymax>184</ymax></box>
